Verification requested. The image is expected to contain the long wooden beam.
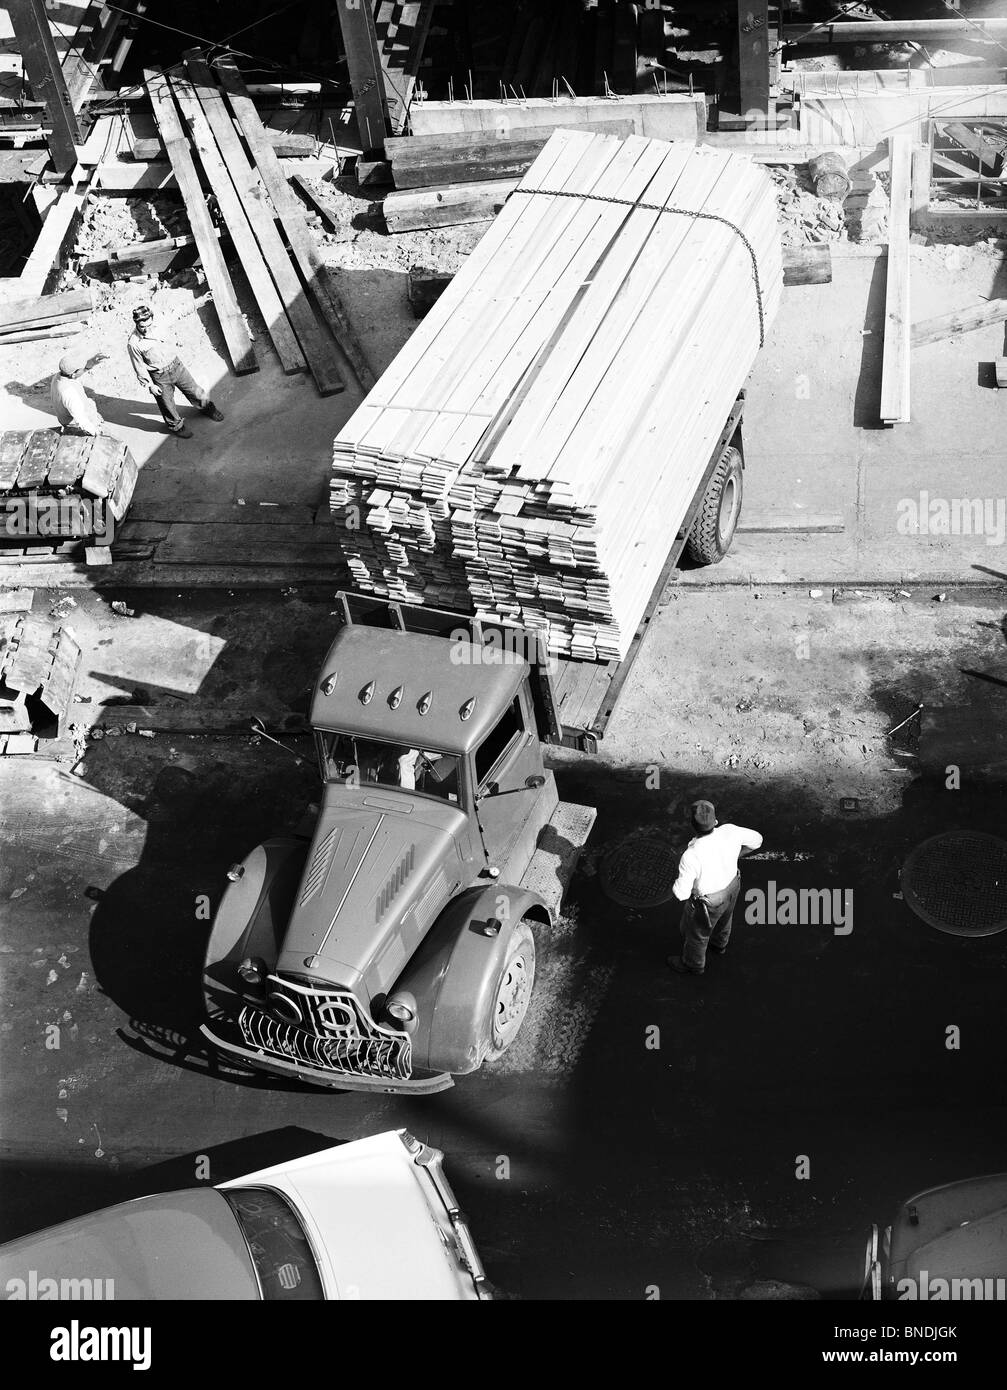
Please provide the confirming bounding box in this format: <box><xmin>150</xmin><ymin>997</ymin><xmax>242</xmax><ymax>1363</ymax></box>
<box><xmin>182</xmin><ymin>50</ymin><xmax>344</xmax><ymax>397</ymax></box>
<box><xmin>170</xmin><ymin>74</ymin><xmax>307</xmax><ymax>377</ymax></box>
<box><xmin>145</xmin><ymin>71</ymin><xmax>257</xmax><ymax>376</ymax></box>
<box><xmin>336</xmin><ymin>0</ymin><xmax>388</xmax><ymax>156</ymax></box>
<box><xmin>8</xmin><ymin>0</ymin><xmax>82</xmax><ymax>172</ymax></box>
<box><xmin>214</xmin><ymin>56</ymin><xmax>374</xmax><ymax>391</ymax></box>
<box><xmin>880</xmin><ymin>135</ymin><xmax>912</xmax><ymax>425</ymax></box>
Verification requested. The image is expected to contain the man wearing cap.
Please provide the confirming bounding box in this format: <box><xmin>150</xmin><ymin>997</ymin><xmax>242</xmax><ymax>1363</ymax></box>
<box><xmin>668</xmin><ymin>800</ymin><xmax>763</xmax><ymax>976</ymax></box>
<box><xmin>50</xmin><ymin>348</ymin><xmax>108</xmax><ymax>436</ymax></box>
<box><xmin>127</xmin><ymin>305</ymin><xmax>224</xmax><ymax>439</ymax></box>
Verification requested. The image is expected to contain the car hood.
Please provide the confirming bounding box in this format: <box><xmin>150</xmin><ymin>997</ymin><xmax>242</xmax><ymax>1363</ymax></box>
<box><xmin>218</xmin><ymin>1131</ymin><xmax>481</xmax><ymax>1300</ymax></box>
<box><xmin>275</xmin><ymin>781</ymin><xmax>466</xmax><ymax>1000</ymax></box>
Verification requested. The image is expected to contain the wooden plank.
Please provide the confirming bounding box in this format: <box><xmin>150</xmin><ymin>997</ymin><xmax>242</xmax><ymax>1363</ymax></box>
<box><xmin>214</xmin><ymin>57</ymin><xmax>373</xmax><ymax>391</ymax></box>
<box><xmin>290</xmin><ymin>175</ymin><xmax>340</xmax><ymax>233</ymax></box>
<box><xmin>0</xmin><ymin>288</ymin><xmax>92</xmax><ymax>330</ymax></box>
<box><xmin>338</xmin><ymin>0</ymin><xmax>389</xmax><ymax>153</ymax></box>
<box><xmin>383</xmin><ymin>178</ymin><xmax>519</xmax><ymax>232</ymax></box>
<box><xmin>911</xmin><ymin>299</ymin><xmax>1007</xmax><ymax>348</ymax></box>
<box><xmin>145</xmin><ymin>71</ymin><xmax>257</xmax><ymax>377</ymax></box>
<box><xmin>170</xmin><ymin>73</ymin><xmax>306</xmax><ymax>378</ymax></box>
<box><xmin>408</xmin><ymin>93</ymin><xmax>706</xmax><ymax>142</ymax></box>
<box><xmin>910</xmin><ymin>144</ymin><xmax>929</xmax><ymax>229</ymax></box>
<box><xmin>932</xmin><ymin>150</ymin><xmax>984</xmax><ymax>183</ymax></box>
<box><xmin>880</xmin><ymin>135</ymin><xmax>912</xmax><ymax>425</ymax></box>
<box><xmin>182</xmin><ymin>51</ymin><xmax>343</xmax><ymax>397</ymax></box>
<box><xmin>940</xmin><ymin>122</ymin><xmax>1003</xmax><ymax>174</ymax></box>
<box><xmin>387</xmin><ymin>119</ymin><xmax>635</xmax><ymax>188</ymax></box>
<box><xmin>128</xmin><ymin>130</ymin><xmax>317</xmax><ymax>161</ymax></box>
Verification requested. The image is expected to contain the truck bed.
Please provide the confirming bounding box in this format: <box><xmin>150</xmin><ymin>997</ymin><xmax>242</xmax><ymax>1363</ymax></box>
<box><xmin>334</xmin><ymin>389</ymin><xmax>744</xmax><ymax>755</ymax></box>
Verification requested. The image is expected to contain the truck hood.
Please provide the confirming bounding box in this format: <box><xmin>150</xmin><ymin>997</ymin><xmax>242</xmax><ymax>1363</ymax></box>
<box><xmin>275</xmin><ymin>782</ymin><xmax>466</xmax><ymax>1000</ymax></box>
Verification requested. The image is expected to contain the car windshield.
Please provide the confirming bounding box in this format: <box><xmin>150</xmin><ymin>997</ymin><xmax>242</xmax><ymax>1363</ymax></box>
<box><xmin>221</xmin><ymin>1187</ymin><xmax>325</xmax><ymax>1301</ymax></box>
<box><xmin>319</xmin><ymin>733</ymin><xmax>461</xmax><ymax>803</ymax></box>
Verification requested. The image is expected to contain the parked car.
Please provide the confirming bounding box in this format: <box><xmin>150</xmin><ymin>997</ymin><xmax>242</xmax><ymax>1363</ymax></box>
<box><xmin>862</xmin><ymin>1172</ymin><xmax>1007</xmax><ymax>1300</ymax></box>
<box><xmin>0</xmin><ymin>1131</ymin><xmax>488</xmax><ymax>1301</ymax></box>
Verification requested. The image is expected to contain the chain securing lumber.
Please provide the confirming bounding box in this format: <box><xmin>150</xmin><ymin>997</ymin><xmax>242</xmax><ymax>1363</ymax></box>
<box><xmin>507</xmin><ymin>187</ymin><xmax>767</xmax><ymax>348</ymax></box>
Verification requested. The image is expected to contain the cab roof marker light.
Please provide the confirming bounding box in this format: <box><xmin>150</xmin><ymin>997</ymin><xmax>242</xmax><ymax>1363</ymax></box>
<box><xmin>417</xmin><ymin>691</ymin><xmax>432</xmax><ymax>715</ymax></box>
<box><xmin>389</xmin><ymin>684</ymin><xmax>404</xmax><ymax>709</ymax></box>
<box><xmin>459</xmin><ymin>697</ymin><xmax>476</xmax><ymax>721</ymax></box>
<box><xmin>359</xmin><ymin>679</ymin><xmax>375</xmax><ymax>705</ymax></box>
<box><xmin>321</xmin><ymin>672</ymin><xmax>337</xmax><ymax>696</ymax></box>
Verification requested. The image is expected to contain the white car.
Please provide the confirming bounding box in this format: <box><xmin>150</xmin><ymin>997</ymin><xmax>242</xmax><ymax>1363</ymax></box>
<box><xmin>1</xmin><ymin>1131</ymin><xmax>488</xmax><ymax>1301</ymax></box>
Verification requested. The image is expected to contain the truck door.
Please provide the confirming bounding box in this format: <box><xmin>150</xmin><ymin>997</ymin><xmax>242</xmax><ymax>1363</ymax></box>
<box><xmin>472</xmin><ymin>691</ymin><xmax>542</xmax><ymax>869</ymax></box>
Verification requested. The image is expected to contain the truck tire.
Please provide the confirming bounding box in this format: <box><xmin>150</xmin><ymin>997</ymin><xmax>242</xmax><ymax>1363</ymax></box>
<box><xmin>685</xmin><ymin>444</ymin><xmax>743</xmax><ymax>565</ymax></box>
<box><xmin>483</xmin><ymin>919</ymin><xmax>536</xmax><ymax>1061</ymax></box>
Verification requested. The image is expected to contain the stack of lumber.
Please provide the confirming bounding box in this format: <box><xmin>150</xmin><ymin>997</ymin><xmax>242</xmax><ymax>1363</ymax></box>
<box><xmin>0</xmin><ymin>288</ymin><xmax>93</xmax><ymax>345</ymax></box>
<box><xmin>330</xmin><ymin>129</ymin><xmax>782</xmax><ymax>661</ymax></box>
<box><xmin>144</xmin><ymin>52</ymin><xmax>372</xmax><ymax>393</ymax></box>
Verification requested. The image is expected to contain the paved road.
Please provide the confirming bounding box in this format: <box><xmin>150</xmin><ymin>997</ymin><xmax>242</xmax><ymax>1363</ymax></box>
<box><xmin>2</xmin><ymin>588</ymin><xmax>1005</xmax><ymax>1299</ymax></box>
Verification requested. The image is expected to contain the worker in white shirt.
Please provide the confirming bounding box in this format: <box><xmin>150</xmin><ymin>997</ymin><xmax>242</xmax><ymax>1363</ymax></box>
<box><xmin>50</xmin><ymin>347</ymin><xmax>108</xmax><ymax>436</ymax></box>
<box><xmin>668</xmin><ymin>800</ymin><xmax>763</xmax><ymax>976</ymax></box>
<box><xmin>127</xmin><ymin>304</ymin><xmax>224</xmax><ymax>439</ymax></box>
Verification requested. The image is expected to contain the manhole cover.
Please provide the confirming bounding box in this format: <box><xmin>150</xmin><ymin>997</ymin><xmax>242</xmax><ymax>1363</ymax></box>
<box><xmin>600</xmin><ymin>835</ymin><xmax>680</xmax><ymax>908</ymax></box>
<box><xmin>901</xmin><ymin>832</ymin><xmax>1007</xmax><ymax>937</ymax></box>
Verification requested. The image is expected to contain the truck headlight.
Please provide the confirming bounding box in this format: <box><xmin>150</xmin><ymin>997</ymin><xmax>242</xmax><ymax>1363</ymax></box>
<box><xmin>385</xmin><ymin>990</ymin><xmax>418</xmax><ymax>1033</ymax></box>
<box><xmin>238</xmin><ymin>956</ymin><xmax>265</xmax><ymax>986</ymax></box>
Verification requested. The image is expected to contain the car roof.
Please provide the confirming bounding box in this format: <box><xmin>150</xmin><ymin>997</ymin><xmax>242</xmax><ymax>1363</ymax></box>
<box><xmin>310</xmin><ymin>624</ymin><xmax>528</xmax><ymax>754</ymax></box>
<box><xmin>0</xmin><ymin>1190</ymin><xmax>260</xmax><ymax>1300</ymax></box>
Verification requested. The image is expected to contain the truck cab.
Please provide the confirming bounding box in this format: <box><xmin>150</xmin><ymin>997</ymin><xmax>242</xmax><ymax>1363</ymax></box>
<box><xmin>201</xmin><ymin>595</ymin><xmax>595</xmax><ymax>1094</ymax></box>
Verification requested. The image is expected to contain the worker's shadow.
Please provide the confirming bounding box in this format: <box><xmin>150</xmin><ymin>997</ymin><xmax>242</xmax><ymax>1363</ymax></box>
<box><xmin>2</xmin><ymin>377</ymin><xmax>166</xmax><ymax>434</ymax></box>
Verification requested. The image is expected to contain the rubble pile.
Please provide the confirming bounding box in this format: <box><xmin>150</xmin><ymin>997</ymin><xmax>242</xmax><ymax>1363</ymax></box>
<box><xmin>769</xmin><ymin>165</ymin><xmax>846</xmax><ymax>246</ymax></box>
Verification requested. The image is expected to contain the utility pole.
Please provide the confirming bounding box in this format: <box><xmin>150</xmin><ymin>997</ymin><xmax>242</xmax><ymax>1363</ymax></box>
<box><xmin>8</xmin><ymin>0</ymin><xmax>82</xmax><ymax>172</ymax></box>
<box><xmin>336</xmin><ymin>0</ymin><xmax>389</xmax><ymax>158</ymax></box>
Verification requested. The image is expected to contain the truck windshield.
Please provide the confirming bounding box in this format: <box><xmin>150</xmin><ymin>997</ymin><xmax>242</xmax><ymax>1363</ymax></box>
<box><xmin>221</xmin><ymin>1187</ymin><xmax>325</xmax><ymax>1301</ymax></box>
<box><xmin>319</xmin><ymin>733</ymin><xmax>461</xmax><ymax>803</ymax></box>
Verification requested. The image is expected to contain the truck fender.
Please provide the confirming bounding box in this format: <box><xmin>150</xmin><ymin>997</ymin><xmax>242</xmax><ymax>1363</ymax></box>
<box><xmin>394</xmin><ymin>883</ymin><xmax>551</xmax><ymax>1075</ymax></box>
<box><xmin>202</xmin><ymin>837</ymin><xmax>308</xmax><ymax>1012</ymax></box>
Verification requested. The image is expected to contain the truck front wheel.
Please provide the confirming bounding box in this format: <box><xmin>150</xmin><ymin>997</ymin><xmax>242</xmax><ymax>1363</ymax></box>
<box><xmin>685</xmin><ymin>444</ymin><xmax>743</xmax><ymax>565</ymax></box>
<box><xmin>484</xmin><ymin>919</ymin><xmax>536</xmax><ymax>1061</ymax></box>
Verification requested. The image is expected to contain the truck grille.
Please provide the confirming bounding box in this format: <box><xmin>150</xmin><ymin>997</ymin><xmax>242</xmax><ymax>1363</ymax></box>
<box><xmin>238</xmin><ymin>975</ymin><xmax>412</xmax><ymax>1081</ymax></box>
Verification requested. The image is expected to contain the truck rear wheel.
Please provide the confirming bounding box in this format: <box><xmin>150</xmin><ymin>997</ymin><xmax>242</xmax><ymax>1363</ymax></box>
<box><xmin>685</xmin><ymin>444</ymin><xmax>743</xmax><ymax>565</ymax></box>
<box><xmin>484</xmin><ymin>919</ymin><xmax>536</xmax><ymax>1061</ymax></box>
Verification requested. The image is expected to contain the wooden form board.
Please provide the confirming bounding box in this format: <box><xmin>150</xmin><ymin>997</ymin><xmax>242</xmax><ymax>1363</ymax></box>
<box><xmin>408</xmin><ymin>94</ymin><xmax>707</xmax><ymax>143</ymax></box>
<box><xmin>213</xmin><ymin>57</ymin><xmax>373</xmax><ymax>393</ymax></box>
<box><xmin>182</xmin><ymin>51</ymin><xmax>344</xmax><ymax>398</ymax></box>
<box><xmin>880</xmin><ymin>136</ymin><xmax>912</xmax><ymax>425</ymax></box>
<box><xmin>145</xmin><ymin>71</ymin><xmax>257</xmax><ymax>377</ymax></box>
<box><xmin>330</xmin><ymin>129</ymin><xmax>782</xmax><ymax>661</ymax></box>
